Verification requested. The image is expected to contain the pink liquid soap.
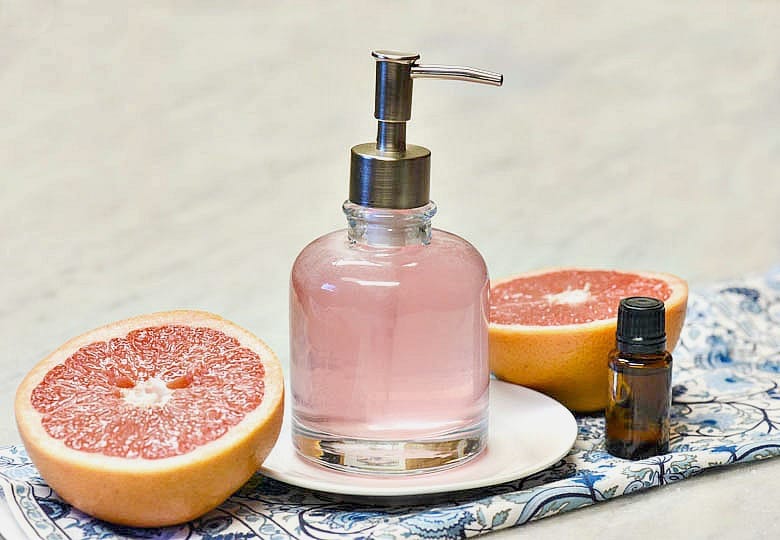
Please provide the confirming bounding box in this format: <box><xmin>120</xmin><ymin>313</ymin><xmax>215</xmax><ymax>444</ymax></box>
<box><xmin>290</xmin><ymin>202</ymin><xmax>489</xmax><ymax>474</ymax></box>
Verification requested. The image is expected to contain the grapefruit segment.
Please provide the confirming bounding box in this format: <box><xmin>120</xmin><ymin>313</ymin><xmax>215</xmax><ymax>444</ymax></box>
<box><xmin>15</xmin><ymin>310</ymin><xmax>284</xmax><ymax>527</ymax></box>
<box><xmin>489</xmin><ymin>269</ymin><xmax>687</xmax><ymax>412</ymax></box>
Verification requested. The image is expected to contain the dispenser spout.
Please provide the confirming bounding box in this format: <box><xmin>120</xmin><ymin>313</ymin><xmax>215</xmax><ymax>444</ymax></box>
<box><xmin>410</xmin><ymin>64</ymin><xmax>503</xmax><ymax>86</ymax></box>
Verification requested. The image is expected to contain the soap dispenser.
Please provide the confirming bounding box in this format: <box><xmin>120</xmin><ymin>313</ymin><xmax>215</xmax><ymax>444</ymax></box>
<box><xmin>290</xmin><ymin>50</ymin><xmax>502</xmax><ymax>474</ymax></box>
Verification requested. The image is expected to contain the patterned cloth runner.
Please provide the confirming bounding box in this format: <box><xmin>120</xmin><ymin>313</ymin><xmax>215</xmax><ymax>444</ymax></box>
<box><xmin>3</xmin><ymin>269</ymin><xmax>780</xmax><ymax>539</ymax></box>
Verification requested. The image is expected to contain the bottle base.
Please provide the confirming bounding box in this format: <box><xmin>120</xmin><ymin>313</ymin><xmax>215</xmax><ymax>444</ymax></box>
<box><xmin>606</xmin><ymin>439</ymin><xmax>669</xmax><ymax>460</ymax></box>
<box><xmin>292</xmin><ymin>420</ymin><xmax>488</xmax><ymax>475</ymax></box>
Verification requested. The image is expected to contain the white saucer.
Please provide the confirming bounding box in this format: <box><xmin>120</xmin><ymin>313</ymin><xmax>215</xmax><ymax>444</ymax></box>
<box><xmin>260</xmin><ymin>380</ymin><xmax>577</xmax><ymax>497</ymax></box>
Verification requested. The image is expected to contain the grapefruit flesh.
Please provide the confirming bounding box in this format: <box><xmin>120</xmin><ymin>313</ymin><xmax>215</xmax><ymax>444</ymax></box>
<box><xmin>15</xmin><ymin>311</ymin><xmax>284</xmax><ymax>527</ymax></box>
<box><xmin>489</xmin><ymin>269</ymin><xmax>687</xmax><ymax>412</ymax></box>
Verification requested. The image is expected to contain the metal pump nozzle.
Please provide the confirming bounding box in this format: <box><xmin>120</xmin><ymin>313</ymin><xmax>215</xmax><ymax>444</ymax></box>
<box><xmin>349</xmin><ymin>50</ymin><xmax>503</xmax><ymax>209</ymax></box>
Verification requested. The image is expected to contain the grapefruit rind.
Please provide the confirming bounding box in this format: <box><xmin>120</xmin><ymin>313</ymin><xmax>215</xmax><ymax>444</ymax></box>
<box><xmin>15</xmin><ymin>310</ymin><xmax>284</xmax><ymax>527</ymax></box>
<box><xmin>488</xmin><ymin>269</ymin><xmax>688</xmax><ymax>412</ymax></box>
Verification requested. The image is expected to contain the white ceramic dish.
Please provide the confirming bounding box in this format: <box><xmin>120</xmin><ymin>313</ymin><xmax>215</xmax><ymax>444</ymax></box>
<box><xmin>261</xmin><ymin>380</ymin><xmax>577</xmax><ymax>496</ymax></box>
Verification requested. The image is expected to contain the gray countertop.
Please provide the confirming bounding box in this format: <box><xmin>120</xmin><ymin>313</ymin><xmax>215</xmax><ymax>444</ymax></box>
<box><xmin>2</xmin><ymin>1</ymin><xmax>779</xmax><ymax>538</ymax></box>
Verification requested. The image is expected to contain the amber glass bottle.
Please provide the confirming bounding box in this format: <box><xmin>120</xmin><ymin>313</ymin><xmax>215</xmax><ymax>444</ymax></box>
<box><xmin>605</xmin><ymin>297</ymin><xmax>672</xmax><ymax>460</ymax></box>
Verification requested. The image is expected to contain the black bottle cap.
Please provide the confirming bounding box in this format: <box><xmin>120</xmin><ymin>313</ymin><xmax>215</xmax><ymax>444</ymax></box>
<box><xmin>616</xmin><ymin>296</ymin><xmax>666</xmax><ymax>353</ymax></box>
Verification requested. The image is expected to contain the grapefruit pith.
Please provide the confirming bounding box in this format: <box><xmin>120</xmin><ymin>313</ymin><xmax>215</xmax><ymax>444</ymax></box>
<box><xmin>489</xmin><ymin>268</ymin><xmax>687</xmax><ymax>412</ymax></box>
<box><xmin>15</xmin><ymin>310</ymin><xmax>284</xmax><ymax>527</ymax></box>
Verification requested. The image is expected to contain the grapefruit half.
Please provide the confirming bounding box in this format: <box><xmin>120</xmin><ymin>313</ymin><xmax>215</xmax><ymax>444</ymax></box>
<box><xmin>15</xmin><ymin>310</ymin><xmax>284</xmax><ymax>527</ymax></box>
<box><xmin>489</xmin><ymin>268</ymin><xmax>687</xmax><ymax>412</ymax></box>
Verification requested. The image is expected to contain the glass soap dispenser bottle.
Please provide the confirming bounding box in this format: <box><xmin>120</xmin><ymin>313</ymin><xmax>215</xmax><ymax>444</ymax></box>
<box><xmin>290</xmin><ymin>50</ymin><xmax>503</xmax><ymax>474</ymax></box>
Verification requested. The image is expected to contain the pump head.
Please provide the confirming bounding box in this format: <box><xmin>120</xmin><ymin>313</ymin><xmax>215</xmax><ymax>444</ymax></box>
<box><xmin>349</xmin><ymin>50</ymin><xmax>503</xmax><ymax>209</ymax></box>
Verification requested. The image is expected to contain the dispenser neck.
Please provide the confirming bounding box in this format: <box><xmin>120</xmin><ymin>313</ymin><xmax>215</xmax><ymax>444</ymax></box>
<box><xmin>344</xmin><ymin>201</ymin><xmax>436</xmax><ymax>247</ymax></box>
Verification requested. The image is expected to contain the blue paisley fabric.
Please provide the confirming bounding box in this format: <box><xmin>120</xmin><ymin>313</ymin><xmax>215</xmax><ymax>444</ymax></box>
<box><xmin>3</xmin><ymin>269</ymin><xmax>780</xmax><ymax>540</ymax></box>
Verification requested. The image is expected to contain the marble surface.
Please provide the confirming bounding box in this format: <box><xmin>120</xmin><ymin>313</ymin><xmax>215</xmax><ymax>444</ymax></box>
<box><xmin>1</xmin><ymin>1</ymin><xmax>779</xmax><ymax>538</ymax></box>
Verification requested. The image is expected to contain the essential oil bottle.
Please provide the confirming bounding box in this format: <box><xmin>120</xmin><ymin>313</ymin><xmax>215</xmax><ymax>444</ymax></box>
<box><xmin>605</xmin><ymin>296</ymin><xmax>672</xmax><ymax>460</ymax></box>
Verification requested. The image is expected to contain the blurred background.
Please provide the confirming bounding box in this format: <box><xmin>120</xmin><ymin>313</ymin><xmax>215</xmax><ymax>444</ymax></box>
<box><xmin>1</xmin><ymin>1</ymin><xmax>778</xmax><ymax>447</ymax></box>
